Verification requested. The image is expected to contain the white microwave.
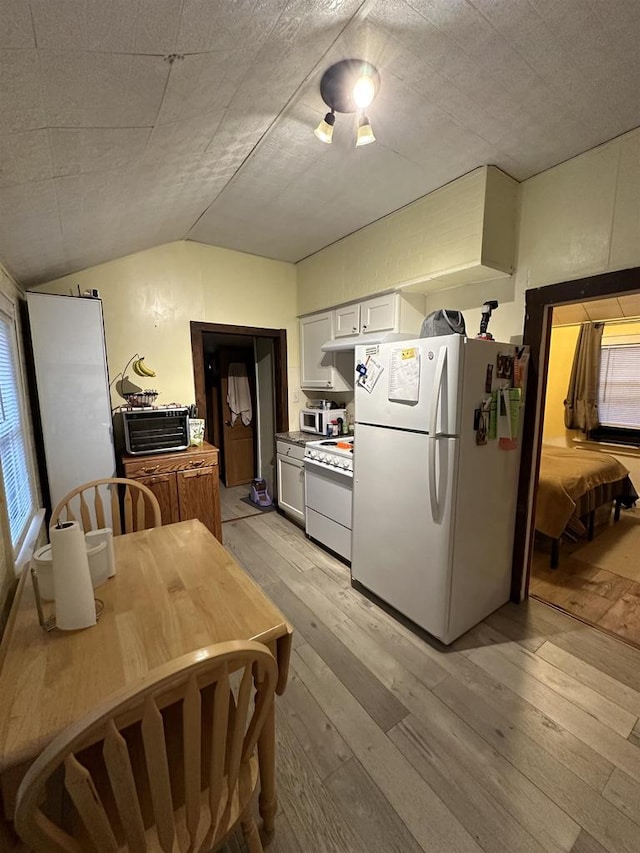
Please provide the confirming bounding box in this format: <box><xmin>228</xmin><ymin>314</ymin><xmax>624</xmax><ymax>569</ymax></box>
<box><xmin>299</xmin><ymin>408</ymin><xmax>347</xmax><ymax>435</ymax></box>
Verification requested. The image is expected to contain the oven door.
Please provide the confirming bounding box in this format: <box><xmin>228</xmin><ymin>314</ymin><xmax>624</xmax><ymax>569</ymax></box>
<box><xmin>304</xmin><ymin>460</ymin><xmax>352</xmax><ymax>528</ymax></box>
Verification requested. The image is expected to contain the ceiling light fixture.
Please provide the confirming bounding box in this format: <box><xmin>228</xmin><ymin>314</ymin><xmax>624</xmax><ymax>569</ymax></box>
<box><xmin>356</xmin><ymin>114</ymin><xmax>375</xmax><ymax>147</ymax></box>
<box><xmin>314</xmin><ymin>109</ymin><xmax>336</xmax><ymax>143</ymax></box>
<box><xmin>314</xmin><ymin>59</ymin><xmax>380</xmax><ymax>147</ymax></box>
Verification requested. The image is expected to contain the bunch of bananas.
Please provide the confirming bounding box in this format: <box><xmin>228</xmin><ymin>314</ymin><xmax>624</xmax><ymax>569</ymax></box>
<box><xmin>132</xmin><ymin>357</ymin><xmax>156</xmax><ymax>378</ymax></box>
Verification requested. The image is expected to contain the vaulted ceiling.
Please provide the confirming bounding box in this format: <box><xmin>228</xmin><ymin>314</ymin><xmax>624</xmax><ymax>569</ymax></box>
<box><xmin>2</xmin><ymin>0</ymin><xmax>640</xmax><ymax>286</ymax></box>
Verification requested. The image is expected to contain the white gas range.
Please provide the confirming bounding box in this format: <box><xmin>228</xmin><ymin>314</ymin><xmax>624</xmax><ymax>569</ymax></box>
<box><xmin>304</xmin><ymin>437</ymin><xmax>354</xmax><ymax>562</ymax></box>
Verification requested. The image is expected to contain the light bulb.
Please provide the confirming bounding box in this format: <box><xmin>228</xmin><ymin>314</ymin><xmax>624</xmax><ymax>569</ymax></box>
<box><xmin>353</xmin><ymin>76</ymin><xmax>376</xmax><ymax>109</ymax></box>
<box><xmin>356</xmin><ymin>115</ymin><xmax>375</xmax><ymax>147</ymax></box>
<box><xmin>314</xmin><ymin>111</ymin><xmax>335</xmax><ymax>144</ymax></box>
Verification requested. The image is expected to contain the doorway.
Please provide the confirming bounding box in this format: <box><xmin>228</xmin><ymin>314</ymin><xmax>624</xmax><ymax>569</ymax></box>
<box><xmin>191</xmin><ymin>322</ymin><xmax>288</xmax><ymax>525</ymax></box>
<box><xmin>512</xmin><ymin>266</ymin><xmax>640</xmax><ymax>646</ymax></box>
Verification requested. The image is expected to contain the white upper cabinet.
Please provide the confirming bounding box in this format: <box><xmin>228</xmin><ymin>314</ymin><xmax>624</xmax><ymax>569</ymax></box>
<box><xmin>360</xmin><ymin>293</ymin><xmax>398</xmax><ymax>334</ymax></box>
<box><xmin>335</xmin><ymin>303</ymin><xmax>361</xmax><ymax>338</ymax></box>
<box><xmin>300</xmin><ymin>312</ymin><xmax>353</xmax><ymax>391</ymax></box>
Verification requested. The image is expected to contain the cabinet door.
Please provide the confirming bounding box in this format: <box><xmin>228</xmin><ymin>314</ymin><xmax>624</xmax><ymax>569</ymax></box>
<box><xmin>334</xmin><ymin>304</ymin><xmax>360</xmax><ymax>337</ymax></box>
<box><xmin>177</xmin><ymin>467</ymin><xmax>220</xmax><ymax>539</ymax></box>
<box><xmin>276</xmin><ymin>454</ymin><xmax>305</xmax><ymax>524</ymax></box>
<box><xmin>361</xmin><ymin>293</ymin><xmax>398</xmax><ymax>334</ymax></box>
<box><xmin>137</xmin><ymin>473</ymin><xmax>179</xmax><ymax>526</ymax></box>
<box><xmin>300</xmin><ymin>312</ymin><xmax>335</xmax><ymax>389</ymax></box>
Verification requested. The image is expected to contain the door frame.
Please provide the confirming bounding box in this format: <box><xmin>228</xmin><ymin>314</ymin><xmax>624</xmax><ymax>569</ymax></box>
<box><xmin>190</xmin><ymin>322</ymin><xmax>289</xmax><ymax>443</ymax></box>
<box><xmin>511</xmin><ymin>265</ymin><xmax>640</xmax><ymax>602</ymax></box>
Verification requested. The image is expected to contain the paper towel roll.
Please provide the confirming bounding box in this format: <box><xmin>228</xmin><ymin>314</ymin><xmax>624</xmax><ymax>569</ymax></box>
<box><xmin>85</xmin><ymin>527</ymin><xmax>115</xmax><ymax>579</ymax></box>
<box><xmin>50</xmin><ymin>521</ymin><xmax>96</xmax><ymax>630</ymax></box>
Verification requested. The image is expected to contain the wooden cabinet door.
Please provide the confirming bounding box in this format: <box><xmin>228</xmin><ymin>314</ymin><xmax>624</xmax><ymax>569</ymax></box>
<box><xmin>137</xmin><ymin>473</ymin><xmax>179</xmax><ymax>526</ymax></box>
<box><xmin>334</xmin><ymin>304</ymin><xmax>360</xmax><ymax>337</ymax></box>
<box><xmin>300</xmin><ymin>312</ymin><xmax>335</xmax><ymax>389</ymax></box>
<box><xmin>361</xmin><ymin>293</ymin><xmax>398</xmax><ymax>334</ymax></box>
<box><xmin>177</xmin><ymin>467</ymin><xmax>221</xmax><ymax>540</ymax></box>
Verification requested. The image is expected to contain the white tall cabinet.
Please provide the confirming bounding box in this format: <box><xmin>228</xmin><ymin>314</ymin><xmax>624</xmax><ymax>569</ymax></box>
<box><xmin>26</xmin><ymin>293</ymin><xmax>116</xmax><ymax>514</ymax></box>
<box><xmin>276</xmin><ymin>441</ymin><xmax>305</xmax><ymax>525</ymax></box>
<box><xmin>299</xmin><ymin>311</ymin><xmax>352</xmax><ymax>391</ymax></box>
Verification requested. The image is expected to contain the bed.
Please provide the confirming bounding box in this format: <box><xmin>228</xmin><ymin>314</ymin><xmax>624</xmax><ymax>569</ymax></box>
<box><xmin>535</xmin><ymin>444</ymin><xmax>638</xmax><ymax>568</ymax></box>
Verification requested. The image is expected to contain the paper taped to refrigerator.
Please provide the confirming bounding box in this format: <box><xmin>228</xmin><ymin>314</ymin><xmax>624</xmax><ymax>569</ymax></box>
<box><xmin>388</xmin><ymin>347</ymin><xmax>420</xmax><ymax>403</ymax></box>
<box><xmin>358</xmin><ymin>354</ymin><xmax>384</xmax><ymax>394</ymax></box>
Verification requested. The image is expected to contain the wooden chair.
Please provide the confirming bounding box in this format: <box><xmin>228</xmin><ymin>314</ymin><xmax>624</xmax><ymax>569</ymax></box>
<box><xmin>50</xmin><ymin>477</ymin><xmax>162</xmax><ymax>536</ymax></box>
<box><xmin>14</xmin><ymin>640</ymin><xmax>278</xmax><ymax>853</ymax></box>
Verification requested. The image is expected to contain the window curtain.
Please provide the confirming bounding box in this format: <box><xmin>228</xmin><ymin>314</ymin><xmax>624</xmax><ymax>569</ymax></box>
<box><xmin>564</xmin><ymin>321</ymin><xmax>604</xmax><ymax>431</ymax></box>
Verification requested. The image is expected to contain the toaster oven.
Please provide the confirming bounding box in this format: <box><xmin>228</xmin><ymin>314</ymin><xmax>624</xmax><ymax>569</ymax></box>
<box><xmin>114</xmin><ymin>407</ymin><xmax>190</xmax><ymax>455</ymax></box>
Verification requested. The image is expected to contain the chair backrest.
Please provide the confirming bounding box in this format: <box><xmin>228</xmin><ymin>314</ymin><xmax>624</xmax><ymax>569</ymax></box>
<box><xmin>50</xmin><ymin>477</ymin><xmax>162</xmax><ymax>536</ymax></box>
<box><xmin>15</xmin><ymin>640</ymin><xmax>278</xmax><ymax>853</ymax></box>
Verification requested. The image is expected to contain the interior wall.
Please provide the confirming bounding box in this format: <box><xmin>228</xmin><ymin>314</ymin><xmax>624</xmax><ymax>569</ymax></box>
<box><xmin>543</xmin><ymin>320</ymin><xmax>640</xmax><ymax>484</ymax></box>
<box><xmin>32</xmin><ymin>240</ymin><xmax>300</xmax><ymax>428</ymax></box>
<box><xmin>297</xmin><ymin>126</ymin><xmax>640</xmax><ymax>346</ymax></box>
<box><xmin>255</xmin><ymin>338</ymin><xmax>275</xmax><ymax>493</ymax></box>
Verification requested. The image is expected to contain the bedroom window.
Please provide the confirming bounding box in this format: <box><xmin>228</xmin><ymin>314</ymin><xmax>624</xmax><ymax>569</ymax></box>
<box><xmin>0</xmin><ymin>300</ymin><xmax>36</xmax><ymax>553</ymax></box>
<box><xmin>589</xmin><ymin>343</ymin><xmax>640</xmax><ymax>446</ymax></box>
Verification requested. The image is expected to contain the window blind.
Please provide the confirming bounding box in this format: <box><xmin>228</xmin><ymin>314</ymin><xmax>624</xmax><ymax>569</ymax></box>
<box><xmin>598</xmin><ymin>344</ymin><xmax>640</xmax><ymax>429</ymax></box>
<box><xmin>0</xmin><ymin>309</ymin><xmax>34</xmax><ymax>550</ymax></box>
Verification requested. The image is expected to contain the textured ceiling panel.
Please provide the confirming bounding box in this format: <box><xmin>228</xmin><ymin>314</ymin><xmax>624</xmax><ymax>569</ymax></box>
<box><xmin>2</xmin><ymin>0</ymin><xmax>640</xmax><ymax>285</ymax></box>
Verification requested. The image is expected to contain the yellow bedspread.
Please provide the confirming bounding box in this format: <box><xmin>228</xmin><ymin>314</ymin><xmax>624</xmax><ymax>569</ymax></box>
<box><xmin>535</xmin><ymin>445</ymin><xmax>629</xmax><ymax>539</ymax></box>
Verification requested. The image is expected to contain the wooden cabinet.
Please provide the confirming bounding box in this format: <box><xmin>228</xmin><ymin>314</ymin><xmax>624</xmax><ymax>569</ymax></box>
<box><xmin>334</xmin><ymin>293</ymin><xmax>398</xmax><ymax>338</ymax></box>
<box><xmin>122</xmin><ymin>442</ymin><xmax>222</xmax><ymax>542</ymax></box>
<box><xmin>300</xmin><ymin>311</ymin><xmax>352</xmax><ymax>391</ymax></box>
<box><xmin>276</xmin><ymin>441</ymin><xmax>305</xmax><ymax>525</ymax></box>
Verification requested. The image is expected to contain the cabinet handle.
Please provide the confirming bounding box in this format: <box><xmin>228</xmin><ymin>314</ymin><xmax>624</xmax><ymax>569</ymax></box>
<box><xmin>142</xmin><ymin>465</ymin><xmax>160</xmax><ymax>474</ymax></box>
<box><xmin>192</xmin><ymin>459</ymin><xmax>205</xmax><ymax>468</ymax></box>
<box><xmin>362</xmin><ymin>323</ymin><xmax>368</xmax><ymax>330</ymax></box>
<box><xmin>352</xmin><ymin>326</ymin><xmax>357</xmax><ymax>332</ymax></box>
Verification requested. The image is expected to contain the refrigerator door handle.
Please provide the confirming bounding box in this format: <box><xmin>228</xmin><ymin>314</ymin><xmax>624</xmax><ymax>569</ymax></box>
<box><xmin>428</xmin><ymin>436</ymin><xmax>438</xmax><ymax>521</ymax></box>
<box><xmin>429</xmin><ymin>345</ymin><xmax>448</xmax><ymax>437</ymax></box>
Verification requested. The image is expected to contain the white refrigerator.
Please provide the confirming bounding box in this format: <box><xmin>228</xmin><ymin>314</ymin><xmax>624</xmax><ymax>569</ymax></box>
<box><xmin>351</xmin><ymin>334</ymin><xmax>525</xmax><ymax>644</ymax></box>
<box><xmin>26</xmin><ymin>293</ymin><xmax>116</xmax><ymax>519</ymax></box>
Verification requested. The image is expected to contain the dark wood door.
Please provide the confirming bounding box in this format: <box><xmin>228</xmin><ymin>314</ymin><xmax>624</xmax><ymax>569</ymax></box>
<box><xmin>219</xmin><ymin>349</ymin><xmax>256</xmax><ymax>487</ymax></box>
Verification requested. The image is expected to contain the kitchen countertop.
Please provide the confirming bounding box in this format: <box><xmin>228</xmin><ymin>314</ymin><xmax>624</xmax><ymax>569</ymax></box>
<box><xmin>275</xmin><ymin>430</ymin><xmax>354</xmax><ymax>447</ymax></box>
<box><xmin>275</xmin><ymin>431</ymin><xmax>318</xmax><ymax>447</ymax></box>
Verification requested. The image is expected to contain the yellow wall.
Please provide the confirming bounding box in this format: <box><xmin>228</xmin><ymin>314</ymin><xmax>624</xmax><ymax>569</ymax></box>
<box><xmin>35</xmin><ymin>241</ymin><xmax>300</xmax><ymax>426</ymax></box>
<box><xmin>297</xmin><ymin>126</ymin><xmax>640</xmax><ymax>345</ymax></box>
<box><xmin>542</xmin><ymin>325</ymin><xmax>580</xmax><ymax>445</ymax></box>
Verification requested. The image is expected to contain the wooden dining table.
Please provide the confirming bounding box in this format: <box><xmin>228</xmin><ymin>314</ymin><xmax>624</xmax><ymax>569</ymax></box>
<box><xmin>0</xmin><ymin>518</ymin><xmax>293</xmax><ymax>837</ymax></box>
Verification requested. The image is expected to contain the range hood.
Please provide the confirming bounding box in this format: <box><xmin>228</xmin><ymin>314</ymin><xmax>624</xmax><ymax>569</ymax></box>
<box><xmin>321</xmin><ymin>332</ymin><xmax>413</xmax><ymax>352</ymax></box>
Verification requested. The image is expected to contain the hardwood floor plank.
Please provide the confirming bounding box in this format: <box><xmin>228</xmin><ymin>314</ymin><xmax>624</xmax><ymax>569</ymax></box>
<box><xmin>273</xmin><ymin>709</ymin><xmax>368</xmax><ymax>853</ymax></box>
<box><xmin>324</xmin><ymin>757</ymin><xmax>424</xmax><ymax>853</ymax></box>
<box><xmin>268</xmin><ymin>581</ymin><xmax>409</xmax><ymax>732</ymax></box>
<box><xmin>222</xmin><ymin>519</ymin><xmax>281</xmax><ymax>589</ymax></box>
<box><xmin>483</xmin><ymin>609</ymin><xmax>548</xmax><ymax>652</ymax></box>
<box><xmin>252</xmin><ymin>515</ymin><xmax>318</xmax><ymax>572</ymax></box>
<box><xmin>462</xmin><ymin>627</ymin><xmax>640</xmax><ymax>781</ymax></box>
<box><xmin>463</xmin><ymin>623</ymin><xmax>637</xmax><ymax>738</ymax></box>
<box><xmin>602</xmin><ymin>768</ymin><xmax>640</xmax><ymax>825</ymax></box>
<box><xmin>278</xmin><ymin>667</ymin><xmax>353</xmax><ymax>781</ymax></box>
<box><xmin>390</xmin><ymin>715</ymin><xmax>572</xmax><ymax>853</ymax></box>
<box><xmin>307</xmin><ymin>580</ymin><xmax>613</xmax><ymax>792</ymax></box>
<box><xmin>570</xmin><ymin>830</ymin><xmax>609</xmax><ymax>853</ymax></box>
<box><xmin>550</xmin><ymin>622</ymin><xmax>640</xmax><ymax>693</ymax></box>
<box><xmin>433</xmin><ymin>675</ymin><xmax>640</xmax><ymax>853</ymax></box>
<box><xmin>292</xmin><ymin>644</ymin><xmax>483</xmax><ymax>853</ymax></box>
<box><xmin>537</xmin><ymin>641</ymin><xmax>640</xmax><ymax>718</ymax></box>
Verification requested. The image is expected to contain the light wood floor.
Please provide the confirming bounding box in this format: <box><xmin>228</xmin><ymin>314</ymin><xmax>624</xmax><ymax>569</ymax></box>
<box><xmin>531</xmin><ymin>509</ymin><xmax>640</xmax><ymax>648</ymax></box>
<box><xmin>220</xmin><ymin>483</ymin><xmax>264</xmax><ymax>522</ymax></box>
<box><xmin>217</xmin><ymin>510</ymin><xmax>640</xmax><ymax>853</ymax></box>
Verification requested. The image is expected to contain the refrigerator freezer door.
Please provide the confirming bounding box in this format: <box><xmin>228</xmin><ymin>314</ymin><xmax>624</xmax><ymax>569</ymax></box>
<box><xmin>351</xmin><ymin>423</ymin><xmax>458</xmax><ymax>640</ymax></box>
<box><xmin>355</xmin><ymin>335</ymin><xmax>463</xmax><ymax>435</ymax></box>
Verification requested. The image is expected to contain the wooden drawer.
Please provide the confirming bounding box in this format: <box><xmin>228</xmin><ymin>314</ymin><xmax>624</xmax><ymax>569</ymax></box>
<box><xmin>123</xmin><ymin>448</ymin><xmax>218</xmax><ymax>478</ymax></box>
